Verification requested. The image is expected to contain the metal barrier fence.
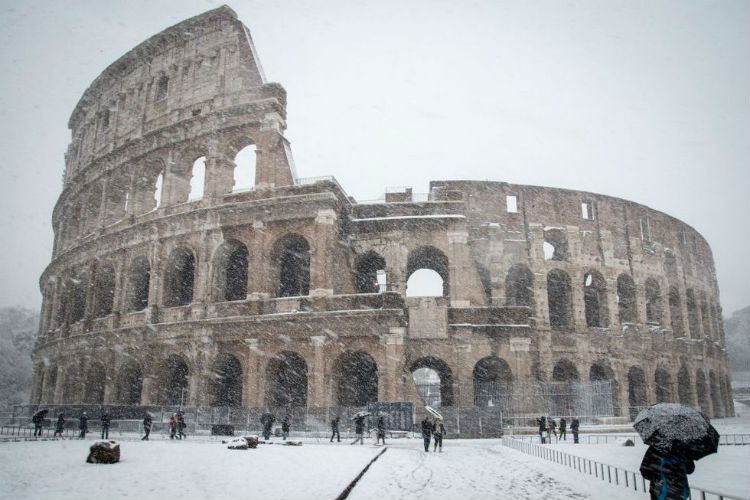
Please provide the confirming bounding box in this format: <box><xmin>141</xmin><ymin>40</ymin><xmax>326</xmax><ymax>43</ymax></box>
<box><xmin>501</xmin><ymin>437</ymin><xmax>744</xmax><ymax>500</ymax></box>
<box><xmin>507</xmin><ymin>433</ymin><xmax>750</xmax><ymax>446</ymax></box>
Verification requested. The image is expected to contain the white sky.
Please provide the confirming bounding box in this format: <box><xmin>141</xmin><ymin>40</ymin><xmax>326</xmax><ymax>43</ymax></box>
<box><xmin>0</xmin><ymin>0</ymin><xmax>748</xmax><ymax>313</ymax></box>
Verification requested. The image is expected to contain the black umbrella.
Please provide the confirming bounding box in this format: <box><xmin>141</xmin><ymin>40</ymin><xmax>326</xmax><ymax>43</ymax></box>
<box><xmin>634</xmin><ymin>403</ymin><xmax>719</xmax><ymax>461</ymax></box>
<box><xmin>33</xmin><ymin>409</ymin><xmax>48</xmax><ymax>419</ymax></box>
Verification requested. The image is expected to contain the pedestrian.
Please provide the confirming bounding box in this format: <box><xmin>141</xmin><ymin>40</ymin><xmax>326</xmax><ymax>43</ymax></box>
<box><xmin>142</xmin><ymin>413</ymin><xmax>152</xmax><ymax>441</ymax></box>
<box><xmin>559</xmin><ymin>417</ymin><xmax>567</xmax><ymax>441</ymax></box>
<box><xmin>433</xmin><ymin>418</ymin><xmax>445</xmax><ymax>453</ymax></box>
<box><xmin>101</xmin><ymin>412</ymin><xmax>111</xmax><ymax>439</ymax></box>
<box><xmin>330</xmin><ymin>415</ymin><xmax>341</xmax><ymax>443</ymax></box>
<box><xmin>351</xmin><ymin>415</ymin><xmax>365</xmax><ymax>445</ymax></box>
<box><xmin>177</xmin><ymin>411</ymin><xmax>186</xmax><ymax>439</ymax></box>
<box><xmin>548</xmin><ymin>417</ymin><xmax>558</xmax><ymax>442</ymax></box>
<box><xmin>537</xmin><ymin>416</ymin><xmax>546</xmax><ymax>444</ymax></box>
<box><xmin>54</xmin><ymin>413</ymin><xmax>65</xmax><ymax>438</ymax></box>
<box><xmin>79</xmin><ymin>412</ymin><xmax>88</xmax><ymax>439</ymax></box>
<box><xmin>281</xmin><ymin>414</ymin><xmax>290</xmax><ymax>440</ymax></box>
<box><xmin>261</xmin><ymin>412</ymin><xmax>275</xmax><ymax>441</ymax></box>
<box><xmin>376</xmin><ymin>414</ymin><xmax>386</xmax><ymax>445</ymax></box>
<box><xmin>571</xmin><ymin>417</ymin><xmax>580</xmax><ymax>444</ymax></box>
<box><xmin>169</xmin><ymin>413</ymin><xmax>177</xmax><ymax>439</ymax></box>
<box><xmin>640</xmin><ymin>445</ymin><xmax>695</xmax><ymax>500</ymax></box>
<box><xmin>421</xmin><ymin>415</ymin><xmax>433</xmax><ymax>452</ymax></box>
<box><xmin>32</xmin><ymin>411</ymin><xmax>44</xmax><ymax>437</ymax></box>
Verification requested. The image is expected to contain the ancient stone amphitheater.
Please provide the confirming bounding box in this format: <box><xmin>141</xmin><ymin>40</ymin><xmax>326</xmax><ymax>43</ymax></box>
<box><xmin>30</xmin><ymin>6</ymin><xmax>732</xmax><ymax>429</ymax></box>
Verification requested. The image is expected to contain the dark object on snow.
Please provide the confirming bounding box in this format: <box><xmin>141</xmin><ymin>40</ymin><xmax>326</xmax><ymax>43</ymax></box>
<box><xmin>537</xmin><ymin>416</ymin><xmax>546</xmax><ymax>444</ymax></box>
<box><xmin>421</xmin><ymin>416</ymin><xmax>433</xmax><ymax>452</ymax></box>
<box><xmin>640</xmin><ymin>445</ymin><xmax>694</xmax><ymax>500</ymax></box>
<box><xmin>559</xmin><ymin>418</ymin><xmax>567</xmax><ymax>441</ymax></box>
<box><xmin>243</xmin><ymin>435</ymin><xmax>259</xmax><ymax>448</ymax></box>
<box><xmin>79</xmin><ymin>413</ymin><xmax>89</xmax><ymax>439</ymax></box>
<box><xmin>376</xmin><ymin>415</ymin><xmax>386</xmax><ymax>445</ymax></box>
<box><xmin>142</xmin><ymin>414</ymin><xmax>152</xmax><ymax>441</ymax></box>
<box><xmin>351</xmin><ymin>415</ymin><xmax>365</xmax><ymax>445</ymax></box>
<box><xmin>282</xmin><ymin>415</ymin><xmax>290</xmax><ymax>440</ymax></box>
<box><xmin>101</xmin><ymin>413</ymin><xmax>110</xmax><ymax>439</ymax></box>
<box><xmin>570</xmin><ymin>417</ymin><xmax>580</xmax><ymax>444</ymax></box>
<box><xmin>226</xmin><ymin>437</ymin><xmax>249</xmax><ymax>450</ymax></box>
<box><xmin>86</xmin><ymin>440</ymin><xmax>120</xmax><ymax>464</ymax></box>
<box><xmin>330</xmin><ymin>416</ymin><xmax>341</xmax><ymax>442</ymax></box>
<box><xmin>211</xmin><ymin>424</ymin><xmax>234</xmax><ymax>436</ymax></box>
<box><xmin>32</xmin><ymin>409</ymin><xmax>47</xmax><ymax>437</ymax></box>
<box><xmin>623</xmin><ymin>439</ymin><xmax>635</xmax><ymax>447</ymax></box>
<box><xmin>54</xmin><ymin>414</ymin><xmax>65</xmax><ymax>437</ymax></box>
<box><xmin>260</xmin><ymin>412</ymin><xmax>275</xmax><ymax>440</ymax></box>
<box><xmin>433</xmin><ymin>419</ymin><xmax>445</xmax><ymax>452</ymax></box>
<box><xmin>634</xmin><ymin>403</ymin><xmax>719</xmax><ymax>461</ymax></box>
<box><xmin>176</xmin><ymin>412</ymin><xmax>187</xmax><ymax>440</ymax></box>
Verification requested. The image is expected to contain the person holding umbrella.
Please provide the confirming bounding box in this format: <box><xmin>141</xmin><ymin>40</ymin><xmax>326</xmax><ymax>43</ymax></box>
<box><xmin>350</xmin><ymin>411</ymin><xmax>369</xmax><ymax>445</ymax></box>
<box><xmin>260</xmin><ymin>412</ymin><xmax>275</xmax><ymax>441</ymax></box>
<box><xmin>32</xmin><ymin>409</ymin><xmax>47</xmax><ymax>437</ymax></box>
<box><xmin>330</xmin><ymin>415</ymin><xmax>341</xmax><ymax>443</ymax></box>
<box><xmin>142</xmin><ymin>413</ymin><xmax>153</xmax><ymax>441</ymax></box>
<box><xmin>54</xmin><ymin>413</ymin><xmax>65</xmax><ymax>438</ymax></box>
<box><xmin>635</xmin><ymin>403</ymin><xmax>719</xmax><ymax>500</ymax></box>
<box><xmin>420</xmin><ymin>415</ymin><xmax>433</xmax><ymax>452</ymax></box>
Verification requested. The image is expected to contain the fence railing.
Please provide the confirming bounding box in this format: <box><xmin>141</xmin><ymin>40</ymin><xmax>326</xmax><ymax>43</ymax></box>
<box><xmin>507</xmin><ymin>432</ymin><xmax>750</xmax><ymax>447</ymax></box>
<box><xmin>501</xmin><ymin>437</ymin><xmax>744</xmax><ymax>500</ymax></box>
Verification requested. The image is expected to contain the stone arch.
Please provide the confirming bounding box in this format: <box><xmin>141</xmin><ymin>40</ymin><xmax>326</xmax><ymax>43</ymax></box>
<box><xmin>210</xmin><ymin>353</ymin><xmax>244</xmax><ymax>408</ymax></box>
<box><xmin>695</xmin><ymin>369</ymin><xmax>710</xmax><ymax>415</ymax></box>
<box><xmin>82</xmin><ymin>182</ymin><xmax>103</xmax><ymax>234</ymax></box>
<box><xmin>410</xmin><ymin>356</ymin><xmax>454</xmax><ymax>407</ymax></box>
<box><xmin>126</xmin><ymin>256</ymin><xmax>151</xmax><ymax>312</ymax></box>
<box><xmin>677</xmin><ymin>364</ymin><xmax>693</xmax><ymax>406</ymax></box>
<box><xmin>686</xmin><ymin>289</ymin><xmax>701</xmax><ymax>339</ymax></box>
<box><xmin>170</xmin><ymin>146</ymin><xmax>209</xmax><ymax>204</ymax></box>
<box><xmin>709</xmin><ymin>371</ymin><xmax>723</xmax><ymax>418</ymax></box>
<box><xmin>188</xmin><ymin>155</ymin><xmax>206</xmax><ymax>201</ymax></box>
<box><xmin>163</xmin><ymin>247</ymin><xmax>196</xmax><ymax>306</ymax></box>
<box><xmin>654</xmin><ymin>366</ymin><xmax>672</xmax><ymax>403</ymax></box>
<box><xmin>543</xmin><ymin>228</ymin><xmax>568</xmax><ymax>261</ymax></box>
<box><xmin>92</xmin><ymin>262</ymin><xmax>116</xmax><ymax>318</ymax></box>
<box><xmin>273</xmin><ymin>234</ymin><xmax>311</xmax><ymax>297</ymax></box>
<box><xmin>406</xmin><ymin>246</ymin><xmax>449</xmax><ymax>297</ymax></box>
<box><xmin>355</xmin><ymin>251</ymin><xmax>386</xmax><ymax>293</ymax></box>
<box><xmin>551</xmin><ymin>358</ymin><xmax>579</xmax><ymax>417</ymax></box>
<box><xmin>83</xmin><ymin>362</ymin><xmax>106</xmax><ymax>404</ymax></box>
<box><xmin>645</xmin><ymin>278</ymin><xmax>662</xmax><ymax>325</ymax></box>
<box><xmin>547</xmin><ymin>269</ymin><xmax>572</xmax><ymax>328</ymax></box>
<box><xmin>334</xmin><ymin>351</ymin><xmax>378</xmax><ymax>406</ymax></box>
<box><xmin>473</xmin><ymin>356</ymin><xmax>513</xmax><ymax>408</ymax></box>
<box><xmin>617</xmin><ymin>274</ymin><xmax>637</xmax><ymax>324</ymax></box>
<box><xmin>627</xmin><ymin>366</ymin><xmax>647</xmax><ymax>421</ymax></box>
<box><xmin>266</xmin><ymin>351</ymin><xmax>308</xmax><ymax>407</ymax></box>
<box><xmin>212</xmin><ymin>240</ymin><xmax>249</xmax><ymax>301</ymax></box>
<box><xmin>114</xmin><ymin>360</ymin><xmax>143</xmax><ymax>405</ymax></box>
<box><xmin>552</xmin><ymin>359</ymin><xmax>580</xmax><ymax>382</ymax></box>
<box><xmin>156</xmin><ymin>355</ymin><xmax>190</xmax><ymax>406</ymax></box>
<box><xmin>505</xmin><ymin>264</ymin><xmax>534</xmax><ymax>309</ymax></box>
<box><xmin>589</xmin><ymin>362</ymin><xmax>620</xmax><ymax>416</ymax></box>
<box><xmin>583</xmin><ymin>270</ymin><xmax>609</xmax><ymax>327</ymax></box>
<box><xmin>668</xmin><ymin>287</ymin><xmax>685</xmax><ymax>337</ymax></box>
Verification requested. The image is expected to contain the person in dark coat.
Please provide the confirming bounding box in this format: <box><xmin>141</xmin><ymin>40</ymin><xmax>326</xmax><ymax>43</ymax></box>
<box><xmin>169</xmin><ymin>414</ymin><xmax>177</xmax><ymax>439</ymax></box>
<box><xmin>421</xmin><ymin>416</ymin><xmax>433</xmax><ymax>452</ymax></box>
<box><xmin>261</xmin><ymin>412</ymin><xmax>275</xmax><ymax>441</ymax></box>
<box><xmin>101</xmin><ymin>413</ymin><xmax>111</xmax><ymax>439</ymax></box>
<box><xmin>570</xmin><ymin>417</ymin><xmax>580</xmax><ymax>444</ymax></box>
<box><xmin>559</xmin><ymin>418</ymin><xmax>567</xmax><ymax>441</ymax></box>
<box><xmin>32</xmin><ymin>411</ymin><xmax>45</xmax><ymax>437</ymax></box>
<box><xmin>351</xmin><ymin>415</ymin><xmax>365</xmax><ymax>445</ymax></box>
<box><xmin>79</xmin><ymin>412</ymin><xmax>88</xmax><ymax>439</ymax></box>
<box><xmin>548</xmin><ymin>417</ymin><xmax>558</xmax><ymax>442</ymax></box>
<box><xmin>281</xmin><ymin>414</ymin><xmax>290</xmax><ymax>440</ymax></box>
<box><xmin>176</xmin><ymin>412</ymin><xmax>186</xmax><ymax>440</ymax></box>
<box><xmin>330</xmin><ymin>416</ymin><xmax>341</xmax><ymax>443</ymax></box>
<box><xmin>537</xmin><ymin>416</ymin><xmax>547</xmax><ymax>444</ymax></box>
<box><xmin>640</xmin><ymin>446</ymin><xmax>695</xmax><ymax>500</ymax></box>
<box><xmin>433</xmin><ymin>418</ymin><xmax>445</xmax><ymax>452</ymax></box>
<box><xmin>376</xmin><ymin>414</ymin><xmax>386</xmax><ymax>445</ymax></box>
<box><xmin>142</xmin><ymin>414</ymin><xmax>152</xmax><ymax>441</ymax></box>
<box><xmin>54</xmin><ymin>413</ymin><xmax>65</xmax><ymax>438</ymax></box>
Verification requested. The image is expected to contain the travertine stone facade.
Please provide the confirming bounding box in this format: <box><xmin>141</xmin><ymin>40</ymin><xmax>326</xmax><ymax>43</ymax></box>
<box><xmin>31</xmin><ymin>6</ymin><xmax>732</xmax><ymax>420</ymax></box>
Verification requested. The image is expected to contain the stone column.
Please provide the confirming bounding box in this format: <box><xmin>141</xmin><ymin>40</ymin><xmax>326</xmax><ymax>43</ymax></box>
<box><xmin>254</xmin><ymin>114</ymin><xmax>295</xmax><ymax>189</ymax></box>
<box><xmin>309</xmin><ymin>336</ymin><xmax>327</xmax><ymax>406</ymax></box>
<box><xmin>310</xmin><ymin>210</ymin><xmax>337</xmax><ymax>295</ymax></box>
<box><xmin>204</xmin><ymin>154</ymin><xmax>235</xmax><ymax>201</ymax></box>
<box><xmin>243</xmin><ymin>339</ymin><xmax>263</xmax><ymax>407</ymax></box>
<box><xmin>382</xmin><ymin>329</ymin><xmax>405</xmax><ymax>401</ymax></box>
<box><xmin>140</xmin><ymin>376</ymin><xmax>154</xmax><ymax>405</ymax></box>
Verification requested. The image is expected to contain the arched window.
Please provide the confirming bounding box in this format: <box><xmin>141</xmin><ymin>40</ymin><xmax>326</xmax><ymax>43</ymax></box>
<box><xmin>233</xmin><ymin>144</ymin><xmax>256</xmax><ymax>192</ymax></box>
<box><xmin>668</xmin><ymin>287</ymin><xmax>684</xmax><ymax>337</ymax></box>
<box><xmin>158</xmin><ymin>356</ymin><xmax>189</xmax><ymax>406</ymax></box>
<box><xmin>213</xmin><ymin>240</ymin><xmax>249</xmax><ymax>301</ymax></box>
<box><xmin>266</xmin><ymin>351</ymin><xmax>308</xmax><ymax>407</ymax></box>
<box><xmin>164</xmin><ymin>247</ymin><xmax>195</xmax><ymax>307</ymax></box>
<box><xmin>188</xmin><ymin>156</ymin><xmax>206</xmax><ymax>201</ymax></box>
<box><xmin>654</xmin><ymin>368</ymin><xmax>672</xmax><ymax>403</ymax></box>
<box><xmin>627</xmin><ymin>366</ymin><xmax>647</xmax><ymax>421</ymax></box>
<box><xmin>334</xmin><ymin>351</ymin><xmax>378</xmax><ymax>406</ymax></box>
<box><xmin>543</xmin><ymin>229</ymin><xmax>568</xmax><ymax>261</ymax></box>
<box><xmin>547</xmin><ymin>269</ymin><xmax>572</xmax><ymax>327</ymax></box>
<box><xmin>93</xmin><ymin>263</ymin><xmax>116</xmax><ymax>318</ymax></box>
<box><xmin>153</xmin><ymin>172</ymin><xmax>164</xmax><ymax>209</ymax></box>
<box><xmin>274</xmin><ymin>235</ymin><xmax>311</xmax><ymax>297</ymax></box>
<box><xmin>156</xmin><ymin>75</ymin><xmax>169</xmax><ymax>101</ymax></box>
<box><xmin>84</xmin><ymin>362</ymin><xmax>106</xmax><ymax>404</ymax></box>
<box><xmin>211</xmin><ymin>353</ymin><xmax>243</xmax><ymax>407</ymax></box>
<box><xmin>645</xmin><ymin>278</ymin><xmax>662</xmax><ymax>325</ymax></box>
<box><xmin>677</xmin><ymin>365</ymin><xmax>693</xmax><ymax>406</ymax></box>
<box><xmin>473</xmin><ymin>356</ymin><xmax>513</xmax><ymax>409</ymax></box>
<box><xmin>583</xmin><ymin>271</ymin><xmax>609</xmax><ymax>327</ymax></box>
<box><xmin>84</xmin><ymin>184</ymin><xmax>103</xmax><ymax>234</ymax></box>
<box><xmin>115</xmin><ymin>361</ymin><xmax>143</xmax><ymax>405</ymax></box>
<box><xmin>552</xmin><ymin>359</ymin><xmax>580</xmax><ymax>382</ymax></box>
<box><xmin>686</xmin><ymin>289</ymin><xmax>700</xmax><ymax>339</ymax></box>
<box><xmin>406</xmin><ymin>246</ymin><xmax>449</xmax><ymax>297</ymax></box>
<box><xmin>355</xmin><ymin>251</ymin><xmax>386</xmax><ymax>293</ymax></box>
<box><xmin>505</xmin><ymin>264</ymin><xmax>534</xmax><ymax>308</ymax></box>
<box><xmin>411</xmin><ymin>357</ymin><xmax>453</xmax><ymax>407</ymax></box>
<box><xmin>126</xmin><ymin>257</ymin><xmax>150</xmax><ymax>312</ymax></box>
<box><xmin>68</xmin><ymin>273</ymin><xmax>88</xmax><ymax>324</ymax></box>
<box><xmin>616</xmin><ymin>274</ymin><xmax>637</xmax><ymax>324</ymax></box>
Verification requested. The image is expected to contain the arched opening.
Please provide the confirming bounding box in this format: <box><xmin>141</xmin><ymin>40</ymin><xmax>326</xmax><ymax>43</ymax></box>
<box><xmin>617</xmin><ymin>274</ymin><xmax>637</xmax><ymax>324</ymax></box>
<box><xmin>543</xmin><ymin>228</ymin><xmax>568</xmax><ymax>261</ymax></box>
<box><xmin>355</xmin><ymin>251</ymin><xmax>386</xmax><ymax>293</ymax></box>
<box><xmin>669</xmin><ymin>287</ymin><xmax>685</xmax><ymax>337</ymax></box>
<box><xmin>551</xmin><ymin>359</ymin><xmax>580</xmax><ymax>417</ymax></box>
<box><xmin>709</xmin><ymin>371</ymin><xmax>723</xmax><ymax>418</ymax></box>
<box><xmin>627</xmin><ymin>366</ymin><xmax>647</xmax><ymax>421</ymax></box>
<box><xmin>104</xmin><ymin>174</ymin><xmax>129</xmax><ymax>224</ymax></box>
<box><xmin>274</xmin><ymin>235</ymin><xmax>311</xmax><ymax>297</ymax></box>
<box><xmin>83</xmin><ymin>362</ymin><xmax>106</xmax><ymax>405</ymax></box>
<box><xmin>473</xmin><ymin>356</ymin><xmax>513</xmax><ymax>409</ymax></box>
<box><xmin>654</xmin><ymin>367</ymin><xmax>672</xmax><ymax>403</ymax></box>
<box><xmin>126</xmin><ymin>257</ymin><xmax>150</xmax><ymax>312</ymax></box>
<box><xmin>552</xmin><ymin>359</ymin><xmax>580</xmax><ymax>382</ymax></box>
<box><xmin>411</xmin><ymin>356</ymin><xmax>454</xmax><ymax>407</ymax></box>
<box><xmin>677</xmin><ymin>365</ymin><xmax>693</xmax><ymax>406</ymax></box>
<box><xmin>211</xmin><ymin>353</ymin><xmax>243</xmax><ymax>408</ymax></box>
<box><xmin>68</xmin><ymin>273</ymin><xmax>88</xmax><ymax>324</ymax></box>
<box><xmin>266</xmin><ymin>351</ymin><xmax>308</xmax><ymax>407</ymax></box>
<box><xmin>164</xmin><ymin>247</ymin><xmax>195</xmax><ymax>306</ymax></box>
<box><xmin>645</xmin><ymin>278</ymin><xmax>662</xmax><ymax>325</ymax></box>
<box><xmin>590</xmin><ymin>362</ymin><xmax>619</xmax><ymax>416</ymax></box>
<box><xmin>93</xmin><ymin>263</ymin><xmax>116</xmax><ymax>318</ymax></box>
<box><xmin>156</xmin><ymin>75</ymin><xmax>169</xmax><ymax>101</ymax></box>
<box><xmin>505</xmin><ymin>264</ymin><xmax>534</xmax><ymax>308</ymax></box>
<box><xmin>83</xmin><ymin>183</ymin><xmax>102</xmax><ymax>234</ymax></box>
<box><xmin>547</xmin><ymin>269</ymin><xmax>572</xmax><ymax>327</ymax></box>
<box><xmin>188</xmin><ymin>156</ymin><xmax>206</xmax><ymax>201</ymax></box>
<box><xmin>686</xmin><ymin>289</ymin><xmax>701</xmax><ymax>339</ymax></box>
<box><xmin>115</xmin><ymin>361</ymin><xmax>143</xmax><ymax>405</ymax></box>
<box><xmin>406</xmin><ymin>246</ymin><xmax>449</xmax><ymax>297</ymax></box>
<box><xmin>700</xmin><ymin>294</ymin><xmax>712</xmax><ymax>339</ymax></box>
<box><xmin>233</xmin><ymin>144</ymin><xmax>256</xmax><ymax>192</ymax></box>
<box><xmin>695</xmin><ymin>370</ymin><xmax>710</xmax><ymax>415</ymax></box>
<box><xmin>153</xmin><ymin>172</ymin><xmax>164</xmax><ymax>209</ymax></box>
<box><xmin>158</xmin><ymin>356</ymin><xmax>189</xmax><ymax>406</ymax></box>
<box><xmin>334</xmin><ymin>351</ymin><xmax>378</xmax><ymax>406</ymax></box>
<box><xmin>584</xmin><ymin>270</ymin><xmax>609</xmax><ymax>327</ymax></box>
<box><xmin>213</xmin><ymin>240</ymin><xmax>249</xmax><ymax>301</ymax></box>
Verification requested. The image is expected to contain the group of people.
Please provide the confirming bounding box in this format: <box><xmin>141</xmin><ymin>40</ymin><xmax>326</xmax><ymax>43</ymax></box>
<box><xmin>536</xmin><ymin>416</ymin><xmax>579</xmax><ymax>444</ymax></box>
<box><xmin>168</xmin><ymin>412</ymin><xmax>187</xmax><ymax>440</ymax></box>
<box><xmin>329</xmin><ymin>413</ymin><xmax>388</xmax><ymax>446</ymax></box>
<box><xmin>420</xmin><ymin>415</ymin><xmax>446</xmax><ymax>452</ymax></box>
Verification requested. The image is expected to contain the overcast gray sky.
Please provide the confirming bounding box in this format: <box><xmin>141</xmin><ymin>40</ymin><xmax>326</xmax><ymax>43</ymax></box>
<box><xmin>0</xmin><ymin>0</ymin><xmax>748</xmax><ymax>314</ymax></box>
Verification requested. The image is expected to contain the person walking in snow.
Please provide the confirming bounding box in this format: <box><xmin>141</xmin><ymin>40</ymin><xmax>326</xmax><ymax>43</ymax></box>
<box><xmin>640</xmin><ymin>445</ymin><xmax>695</xmax><ymax>500</ymax></box>
<box><xmin>176</xmin><ymin>411</ymin><xmax>187</xmax><ymax>439</ymax></box>
<box><xmin>548</xmin><ymin>417</ymin><xmax>558</xmax><ymax>442</ymax></box>
<box><xmin>559</xmin><ymin>417</ymin><xmax>567</xmax><ymax>441</ymax></box>
<box><xmin>421</xmin><ymin>416</ymin><xmax>433</xmax><ymax>452</ymax></box>
<box><xmin>537</xmin><ymin>416</ymin><xmax>547</xmax><ymax>444</ymax></box>
<box><xmin>281</xmin><ymin>414</ymin><xmax>291</xmax><ymax>440</ymax></box>
<box><xmin>100</xmin><ymin>412</ymin><xmax>111</xmax><ymax>439</ymax></box>
<box><xmin>330</xmin><ymin>415</ymin><xmax>341</xmax><ymax>442</ymax></box>
<box><xmin>433</xmin><ymin>418</ymin><xmax>445</xmax><ymax>452</ymax></box>
<box><xmin>261</xmin><ymin>412</ymin><xmax>275</xmax><ymax>441</ymax></box>
<box><xmin>142</xmin><ymin>413</ymin><xmax>152</xmax><ymax>441</ymax></box>
<box><xmin>169</xmin><ymin>414</ymin><xmax>177</xmax><ymax>439</ymax></box>
<box><xmin>571</xmin><ymin>417</ymin><xmax>580</xmax><ymax>444</ymax></box>
<box><xmin>32</xmin><ymin>411</ymin><xmax>45</xmax><ymax>437</ymax></box>
<box><xmin>376</xmin><ymin>414</ymin><xmax>387</xmax><ymax>445</ymax></box>
<box><xmin>54</xmin><ymin>413</ymin><xmax>65</xmax><ymax>438</ymax></box>
<box><xmin>351</xmin><ymin>415</ymin><xmax>365</xmax><ymax>445</ymax></box>
<box><xmin>78</xmin><ymin>412</ymin><xmax>88</xmax><ymax>439</ymax></box>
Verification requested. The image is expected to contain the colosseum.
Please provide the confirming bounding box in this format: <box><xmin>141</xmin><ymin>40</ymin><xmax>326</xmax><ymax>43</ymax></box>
<box><xmin>30</xmin><ymin>6</ymin><xmax>733</xmax><ymax>433</ymax></box>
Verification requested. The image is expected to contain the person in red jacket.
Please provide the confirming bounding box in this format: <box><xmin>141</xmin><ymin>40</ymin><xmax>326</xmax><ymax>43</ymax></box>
<box><xmin>169</xmin><ymin>414</ymin><xmax>177</xmax><ymax>439</ymax></box>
